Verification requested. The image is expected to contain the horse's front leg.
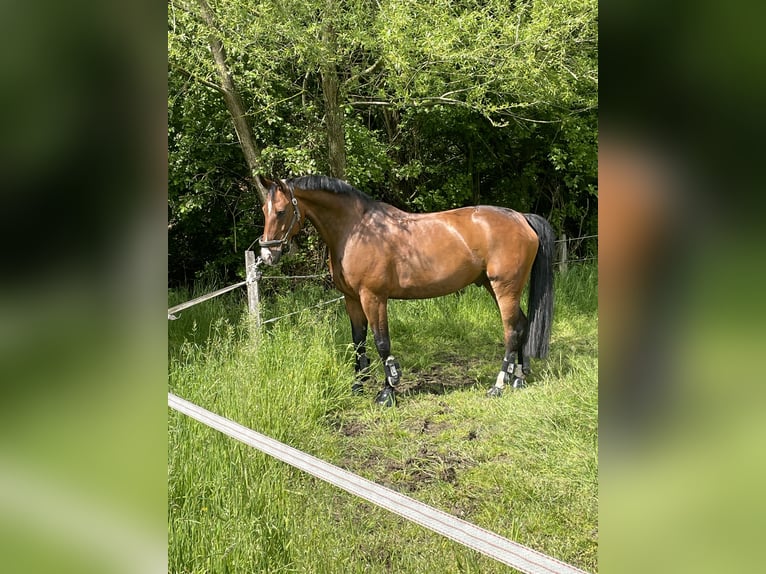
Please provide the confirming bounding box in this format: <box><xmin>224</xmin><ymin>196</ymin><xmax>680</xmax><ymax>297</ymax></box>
<box><xmin>345</xmin><ymin>296</ymin><xmax>370</xmax><ymax>394</ymax></box>
<box><xmin>360</xmin><ymin>291</ymin><xmax>399</xmax><ymax>407</ymax></box>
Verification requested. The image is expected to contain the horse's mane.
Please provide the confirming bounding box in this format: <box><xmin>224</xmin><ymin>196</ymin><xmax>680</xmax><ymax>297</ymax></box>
<box><xmin>291</xmin><ymin>175</ymin><xmax>374</xmax><ymax>204</ymax></box>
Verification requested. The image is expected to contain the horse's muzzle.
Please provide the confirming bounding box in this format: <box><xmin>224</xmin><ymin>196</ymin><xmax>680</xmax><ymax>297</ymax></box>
<box><xmin>260</xmin><ymin>246</ymin><xmax>282</xmax><ymax>265</ymax></box>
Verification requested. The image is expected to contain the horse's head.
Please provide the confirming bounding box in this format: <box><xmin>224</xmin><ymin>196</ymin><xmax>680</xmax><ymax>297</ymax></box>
<box><xmin>258</xmin><ymin>177</ymin><xmax>302</xmax><ymax>265</ymax></box>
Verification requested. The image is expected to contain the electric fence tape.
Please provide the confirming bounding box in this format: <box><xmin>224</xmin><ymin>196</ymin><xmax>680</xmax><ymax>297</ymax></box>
<box><xmin>168</xmin><ymin>392</ymin><xmax>589</xmax><ymax>574</ymax></box>
<box><xmin>167</xmin><ymin>280</ymin><xmax>248</xmax><ymax>320</ymax></box>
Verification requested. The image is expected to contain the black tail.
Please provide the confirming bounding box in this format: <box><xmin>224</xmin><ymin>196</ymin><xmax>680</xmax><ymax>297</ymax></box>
<box><xmin>523</xmin><ymin>214</ymin><xmax>555</xmax><ymax>358</ymax></box>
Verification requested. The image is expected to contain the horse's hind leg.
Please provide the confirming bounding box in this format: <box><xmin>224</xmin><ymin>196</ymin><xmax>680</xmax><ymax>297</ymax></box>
<box><xmin>517</xmin><ymin>335</ymin><xmax>531</xmax><ymax>381</ymax></box>
<box><xmin>512</xmin><ymin>310</ymin><xmax>530</xmax><ymax>388</ymax></box>
<box><xmin>485</xmin><ymin>286</ymin><xmax>529</xmax><ymax>397</ymax></box>
<box><xmin>345</xmin><ymin>297</ymin><xmax>370</xmax><ymax>393</ymax></box>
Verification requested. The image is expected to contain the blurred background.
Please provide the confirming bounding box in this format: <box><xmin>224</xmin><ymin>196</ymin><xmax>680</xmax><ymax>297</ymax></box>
<box><xmin>0</xmin><ymin>2</ymin><xmax>166</xmax><ymax>572</ymax></box>
<box><xmin>1</xmin><ymin>0</ymin><xmax>765</xmax><ymax>572</ymax></box>
<box><xmin>600</xmin><ymin>0</ymin><xmax>766</xmax><ymax>572</ymax></box>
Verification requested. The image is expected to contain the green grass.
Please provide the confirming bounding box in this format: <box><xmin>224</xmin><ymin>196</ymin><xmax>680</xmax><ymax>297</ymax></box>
<box><xmin>168</xmin><ymin>264</ymin><xmax>597</xmax><ymax>573</ymax></box>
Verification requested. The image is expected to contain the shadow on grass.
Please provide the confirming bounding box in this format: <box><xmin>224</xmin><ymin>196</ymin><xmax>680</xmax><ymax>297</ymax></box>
<box><xmin>397</xmin><ymin>350</ymin><xmax>499</xmax><ymax>398</ymax></box>
<box><xmin>396</xmin><ymin>330</ymin><xmax>596</xmax><ymax>400</ymax></box>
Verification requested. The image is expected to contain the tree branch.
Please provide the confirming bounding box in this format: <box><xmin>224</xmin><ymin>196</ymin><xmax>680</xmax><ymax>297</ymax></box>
<box><xmin>348</xmin><ymin>100</ymin><xmax>396</xmax><ymax>107</ymax></box>
<box><xmin>344</xmin><ymin>56</ymin><xmax>384</xmax><ymax>87</ymax></box>
<box><xmin>171</xmin><ymin>65</ymin><xmax>227</xmax><ymax>95</ymax></box>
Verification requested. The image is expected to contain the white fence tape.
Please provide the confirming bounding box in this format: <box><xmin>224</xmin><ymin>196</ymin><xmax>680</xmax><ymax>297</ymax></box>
<box><xmin>168</xmin><ymin>392</ymin><xmax>588</xmax><ymax>574</ymax></box>
<box><xmin>167</xmin><ymin>280</ymin><xmax>247</xmax><ymax>319</ymax></box>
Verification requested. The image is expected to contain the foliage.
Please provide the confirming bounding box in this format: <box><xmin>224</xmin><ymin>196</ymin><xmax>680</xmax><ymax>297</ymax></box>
<box><xmin>168</xmin><ymin>0</ymin><xmax>597</xmax><ymax>285</ymax></box>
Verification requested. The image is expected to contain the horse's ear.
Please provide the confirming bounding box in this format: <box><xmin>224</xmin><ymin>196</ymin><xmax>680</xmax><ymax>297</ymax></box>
<box><xmin>255</xmin><ymin>174</ymin><xmax>272</xmax><ymax>188</ymax></box>
<box><xmin>254</xmin><ymin>174</ymin><xmax>270</xmax><ymax>203</ymax></box>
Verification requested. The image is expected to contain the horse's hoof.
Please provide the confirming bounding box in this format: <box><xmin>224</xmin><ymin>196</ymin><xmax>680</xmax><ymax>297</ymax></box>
<box><xmin>486</xmin><ymin>386</ymin><xmax>503</xmax><ymax>398</ymax></box>
<box><xmin>512</xmin><ymin>377</ymin><xmax>527</xmax><ymax>390</ymax></box>
<box><xmin>351</xmin><ymin>382</ymin><xmax>364</xmax><ymax>395</ymax></box>
<box><xmin>375</xmin><ymin>387</ymin><xmax>396</xmax><ymax>407</ymax></box>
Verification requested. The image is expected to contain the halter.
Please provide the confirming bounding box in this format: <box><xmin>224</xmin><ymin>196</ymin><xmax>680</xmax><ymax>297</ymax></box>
<box><xmin>258</xmin><ymin>179</ymin><xmax>301</xmax><ymax>251</ymax></box>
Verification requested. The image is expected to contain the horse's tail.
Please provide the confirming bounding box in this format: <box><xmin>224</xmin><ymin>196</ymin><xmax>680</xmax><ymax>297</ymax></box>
<box><xmin>523</xmin><ymin>213</ymin><xmax>555</xmax><ymax>358</ymax></box>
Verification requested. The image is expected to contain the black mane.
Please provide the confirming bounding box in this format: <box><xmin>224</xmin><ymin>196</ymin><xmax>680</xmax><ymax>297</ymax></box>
<box><xmin>290</xmin><ymin>175</ymin><xmax>373</xmax><ymax>203</ymax></box>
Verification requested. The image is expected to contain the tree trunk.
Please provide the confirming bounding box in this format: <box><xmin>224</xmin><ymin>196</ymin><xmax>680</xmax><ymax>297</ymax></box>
<box><xmin>320</xmin><ymin>1</ymin><xmax>346</xmax><ymax>179</ymax></box>
<box><xmin>196</xmin><ymin>0</ymin><xmax>268</xmax><ymax>203</ymax></box>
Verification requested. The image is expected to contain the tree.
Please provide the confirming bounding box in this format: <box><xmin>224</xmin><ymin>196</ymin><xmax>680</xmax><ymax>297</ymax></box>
<box><xmin>168</xmin><ymin>0</ymin><xmax>598</xmax><ymax>285</ymax></box>
<box><xmin>319</xmin><ymin>0</ymin><xmax>346</xmax><ymax>178</ymax></box>
<box><xmin>188</xmin><ymin>0</ymin><xmax>268</xmax><ymax>201</ymax></box>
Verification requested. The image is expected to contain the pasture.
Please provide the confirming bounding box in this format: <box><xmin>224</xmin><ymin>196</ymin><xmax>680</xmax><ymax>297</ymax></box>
<box><xmin>168</xmin><ymin>263</ymin><xmax>597</xmax><ymax>573</ymax></box>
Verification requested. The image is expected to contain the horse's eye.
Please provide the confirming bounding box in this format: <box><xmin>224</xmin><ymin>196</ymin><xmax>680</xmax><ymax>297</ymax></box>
<box><xmin>276</xmin><ymin>210</ymin><xmax>286</xmax><ymax>219</ymax></box>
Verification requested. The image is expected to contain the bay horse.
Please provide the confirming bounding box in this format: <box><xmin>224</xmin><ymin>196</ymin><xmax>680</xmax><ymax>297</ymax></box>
<box><xmin>257</xmin><ymin>175</ymin><xmax>554</xmax><ymax>406</ymax></box>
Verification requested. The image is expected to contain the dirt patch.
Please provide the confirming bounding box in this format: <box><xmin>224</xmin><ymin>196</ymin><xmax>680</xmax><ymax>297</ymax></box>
<box><xmin>384</xmin><ymin>444</ymin><xmax>470</xmax><ymax>492</ymax></box>
<box><xmin>441</xmin><ymin>466</ymin><xmax>458</xmax><ymax>484</ymax></box>
<box><xmin>450</xmin><ymin>498</ymin><xmax>479</xmax><ymax>520</ymax></box>
<box><xmin>339</xmin><ymin>420</ymin><xmax>367</xmax><ymax>437</ymax></box>
<box><xmin>339</xmin><ymin>445</ymin><xmax>468</xmax><ymax>493</ymax></box>
<box><xmin>403</xmin><ymin>417</ymin><xmax>452</xmax><ymax>436</ymax></box>
<box><xmin>399</xmin><ymin>363</ymin><xmax>480</xmax><ymax>396</ymax></box>
<box><xmin>436</xmin><ymin>401</ymin><xmax>454</xmax><ymax>415</ymax></box>
<box><xmin>327</xmin><ymin>413</ymin><xmax>368</xmax><ymax>437</ymax></box>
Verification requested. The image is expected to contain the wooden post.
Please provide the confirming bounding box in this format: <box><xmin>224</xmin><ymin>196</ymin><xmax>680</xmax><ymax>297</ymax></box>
<box><xmin>245</xmin><ymin>250</ymin><xmax>261</xmax><ymax>329</ymax></box>
<box><xmin>557</xmin><ymin>233</ymin><xmax>568</xmax><ymax>274</ymax></box>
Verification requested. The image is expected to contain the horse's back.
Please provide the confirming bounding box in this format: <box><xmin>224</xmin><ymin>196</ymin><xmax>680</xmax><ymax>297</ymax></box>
<box><xmin>433</xmin><ymin>205</ymin><xmax>538</xmax><ymax>254</ymax></box>
<box><xmin>339</xmin><ymin>204</ymin><xmax>539</xmax><ymax>299</ymax></box>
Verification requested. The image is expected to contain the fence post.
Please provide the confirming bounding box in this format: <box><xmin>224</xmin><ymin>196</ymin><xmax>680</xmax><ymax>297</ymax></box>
<box><xmin>245</xmin><ymin>250</ymin><xmax>261</xmax><ymax>329</ymax></box>
<box><xmin>557</xmin><ymin>233</ymin><xmax>569</xmax><ymax>274</ymax></box>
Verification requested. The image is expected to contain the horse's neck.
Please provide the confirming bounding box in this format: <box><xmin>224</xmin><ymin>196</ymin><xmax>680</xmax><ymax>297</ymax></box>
<box><xmin>296</xmin><ymin>189</ymin><xmax>365</xmax><ymax>252</ymax></box>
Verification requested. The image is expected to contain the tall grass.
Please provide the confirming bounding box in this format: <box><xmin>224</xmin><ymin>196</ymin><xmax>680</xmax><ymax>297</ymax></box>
<box><xmin>168</xmin><ymin>264</ymin><xmax>597</xmax><ymax>573</ymax></box>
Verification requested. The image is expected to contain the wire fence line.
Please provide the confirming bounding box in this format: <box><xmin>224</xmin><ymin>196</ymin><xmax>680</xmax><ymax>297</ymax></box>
<box><xmin>167</xmin><ymin>258</ymin><xmax>263</xmax><ymax>320</ymax></box>
<box><xmin>167</xmin><ymin>274</ymin><xmax>342</xmax><ymax>325</ymax></box>
<box><xmin>554</xmin><ymin>234</ymin><xmax>597</xmax><ymax>244</ymax></box>
<box><xmin>168</xmin><ymin>392</ymin><xmax>589</xmax><ymax>574</ymax></box>
<box><xmin>261</xmin><ymin>295</ymin><xmax>345</xmax><ymax>325</ymax></box>
<box><xmin>260</xmin><ymin>273</ymin><xmax>328</xmax><ymax>280</ymax></box>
